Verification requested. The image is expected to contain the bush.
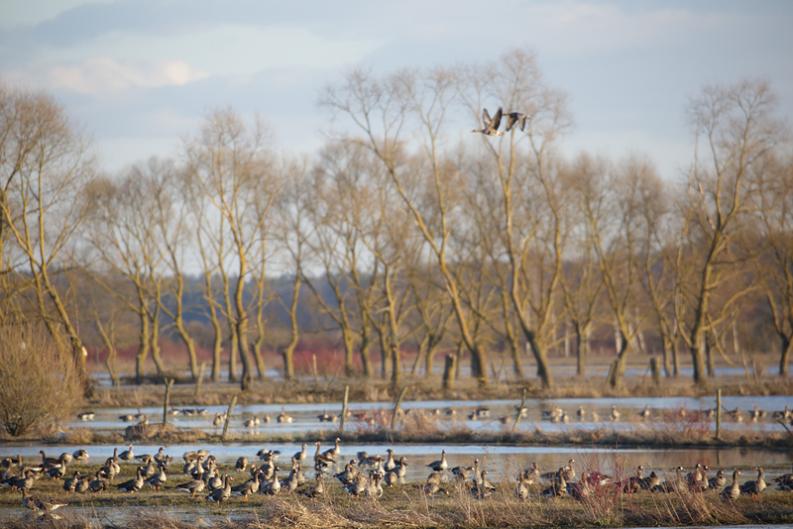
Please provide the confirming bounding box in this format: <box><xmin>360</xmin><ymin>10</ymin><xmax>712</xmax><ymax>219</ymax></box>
<box><xmin>0</xmin><ymin>325</ymin><xmax>82</xmax><ymax>436</ymax></box>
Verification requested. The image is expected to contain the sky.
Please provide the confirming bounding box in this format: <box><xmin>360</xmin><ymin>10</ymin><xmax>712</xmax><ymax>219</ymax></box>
<box><xmin>1</xmin><ymin>0</ymin><xmax>792</xmax><ymax>182</ymax></box>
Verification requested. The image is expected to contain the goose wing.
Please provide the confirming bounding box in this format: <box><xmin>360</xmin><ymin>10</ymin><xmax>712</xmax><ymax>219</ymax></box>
<box><xmin>491</xmin><ymin>107</ymin><xmax>503</xmax><ymax>130</ymax></box>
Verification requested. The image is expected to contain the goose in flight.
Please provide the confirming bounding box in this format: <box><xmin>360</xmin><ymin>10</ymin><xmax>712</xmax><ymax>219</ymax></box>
<box><xmin>503</xmin><ymin>111</ymin><xmax>526</xmax><ymax>132</ymax></box>
<box><xmin>472</xmin><ymin>107</ymin><xmax>503</xmax><ymax>136</ymax></box>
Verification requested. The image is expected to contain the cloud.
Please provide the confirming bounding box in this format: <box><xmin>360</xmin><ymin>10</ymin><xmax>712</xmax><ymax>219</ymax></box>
<box><xmin>10</xmin><ymin>57</ymin><xmax>206</xmax><ymax>95</ymax></box>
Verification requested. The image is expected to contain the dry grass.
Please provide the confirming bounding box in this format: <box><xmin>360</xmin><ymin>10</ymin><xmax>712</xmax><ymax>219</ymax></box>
<box><xmin>1</xmin><ymin>484</ymin><xmax>791</xmax><ymax>529</ymax></box>
<box><xmin>0</xmin><ymin>325</ymin><xmax>83</xmax><ymax>437</ymax></box>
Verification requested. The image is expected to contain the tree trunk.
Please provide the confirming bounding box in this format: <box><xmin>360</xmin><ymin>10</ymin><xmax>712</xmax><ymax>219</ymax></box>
<box><xmin>203</xmin><ymin>272</ymin><xmax>223</xmax><ymax>382</ymax></box>
<box><xmin>780</xmin><ymin>334</ymin><xmax>791</xmax><ymax>377</ymax></box>
<box><xmin>282</xmin><ymin>273</ymin><xmax>301</xmax><ymax>380</ymax></box>
<box><xmin>607</xmin><ymin>329</ymin><xmax>630</xmax><ymax>388</ymax></box>
<box><xmin>135</xmin><ymin>296</ymin><xmax>150</xmax><ymax>385</ymax></box>
<box><xmin>574</xmin><ymin>322</ymin><xmax>590</xmax><ymax>377</ymax></box>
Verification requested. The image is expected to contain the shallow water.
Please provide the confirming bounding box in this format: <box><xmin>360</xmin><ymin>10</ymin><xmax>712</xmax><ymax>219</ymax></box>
<box><xmin>69</xmin><ymin>395</ymin><xmax>793</xmax><ymax>435</ymax></box>
<box><xmin>2</xmin><ymin>441</ymin><xmax>791</xmax><ymax>484</ymax></box>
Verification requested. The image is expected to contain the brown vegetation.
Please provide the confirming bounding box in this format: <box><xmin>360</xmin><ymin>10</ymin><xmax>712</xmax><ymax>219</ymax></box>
<box><xmin>0</xmin><ymin>325</ymin><xmax>82</xmax><ymax>437</ymax></box>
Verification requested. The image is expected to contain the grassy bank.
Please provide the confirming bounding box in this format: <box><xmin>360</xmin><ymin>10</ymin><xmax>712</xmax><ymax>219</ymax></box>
<box><xmin>37</xmin><ymin>421</ymin><xmax>792</xmax><ymax>451</ymax></box>
<box><xmin>2</xmin><ymin>480</ymin><xmax>792</xmax><ymax>529</ymax></box>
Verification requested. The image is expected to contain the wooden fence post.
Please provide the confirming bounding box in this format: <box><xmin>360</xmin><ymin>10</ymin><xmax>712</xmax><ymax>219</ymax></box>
<box><xmin>339</xmin><ymin>385</ymin><xmax>350</xmax><ymax>433</ymax></box>
<box><xmin>162</xmin><ymin>378</ymin><xmax>174</xmax><ymax>427</ymax></box>
<box><xmin>221</xmin><ymin>394</ymin><xmax>237</xmax><ymax>442</ymax></box>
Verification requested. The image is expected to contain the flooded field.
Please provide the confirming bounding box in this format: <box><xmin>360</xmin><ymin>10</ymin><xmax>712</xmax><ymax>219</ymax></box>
<box><xmin>67</xmin><ymin>395</ymin><xmax>793</xmax><ymax>436</ymax></box>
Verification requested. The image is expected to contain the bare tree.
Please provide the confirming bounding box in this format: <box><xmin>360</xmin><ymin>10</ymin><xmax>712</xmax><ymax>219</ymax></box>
<box><xmin>0</xmin><ymin>87</ymin><xmax>93</xmax><ymax>387</ymax></box>
<box><xmin>680</xmin><ymin>80</ymin><xmax>782</xmax><ymax>384</ymax></box>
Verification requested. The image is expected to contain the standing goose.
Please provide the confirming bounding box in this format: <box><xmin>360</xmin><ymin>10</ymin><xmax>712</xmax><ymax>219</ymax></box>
<box><xmin>424</xmin><ymin>471</ymin><xmax>444</xmax><ymax>496</ymax></box>
<box><xmin>72</xmin><ymin>449</ymin><xmax>89</xmax><ymax>463</ymax></box>
<box><xmin>610</xmin><ymin>406</ymin><xmax>621</xmax><ymax>421</ymax></box>
<box><xmin>235</xmin><ymin>457</ymin><xmax>249</xmax><ymax>473</ymax></box>
<box><xmin>721</xmin><ymin>470</ymin><xmax>741</xmax><ymax>501</ymax></box>
<box><xmin>473</xmin><ymin>470</ymin><xmax>496</xmax><ymax>499</ymax></box>
<box><xmin>118</xmin><ymin>445</ymin><xmax>134</xmax><ymax>462</ymax></box>
<box><xmin>232</xmin><ymin>472</ymin><xmax>260</xmax><ymax>500</ymax></box>
<box><xmin>472</xmin><ymin>108</ymin><xmax>504</xmax><ymax>136</ymax></box>
<box><xmin>293</xmin><ymin>443</ymin><xmax>308</xmax><ymax>463</ymax></box>
<box><xmin>175</xmin><ymin>477</ymin><xmax>206</xmax><ymax>497</ymax></box>
<box><xmin>427</xmin><ymin>450</ymin><xmax>448</xmax><ymax>472</ymax></box>
<box><xmin>147</xmin><ymin>463</ymin><xmax>168</xmax><ymax>491</ymax></box>
<box><xmin>740</xmin><ymin>467</ymin><xmax>766</xmax><ymax>495</ymax></box>
<box><xmin>206</xmin><ymin>475</ymin><xmax>232</xmax><ymax>503</ymax></box>
<box><xmin>63</xmin><ymin>471</ymin><xmax>81</xmax><ymax>493</ymax></box>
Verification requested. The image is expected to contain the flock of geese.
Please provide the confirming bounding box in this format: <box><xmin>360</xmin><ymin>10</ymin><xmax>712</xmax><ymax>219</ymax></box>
<box><xmin>472</xmin><ymin>107</ymin><xmax>528</xmax><ymax>136</ymax></box>
<box><xmin>3</xmin><ymin>442</ymin><xmax>793</xmax><ymax>519</ymax></box>
<box><xmin>76</xmin><ymin>404</ymin><xmax>793</xmax><ymax>429</ymax></box>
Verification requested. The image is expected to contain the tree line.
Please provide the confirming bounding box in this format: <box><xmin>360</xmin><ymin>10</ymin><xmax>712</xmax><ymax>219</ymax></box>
<box><xmin>1</xmin><ymin>49</ymin><xmax>791</xmax><ymax>391</ymax></box>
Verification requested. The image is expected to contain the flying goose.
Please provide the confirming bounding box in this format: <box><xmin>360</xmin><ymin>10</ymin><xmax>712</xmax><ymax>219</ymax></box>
<box><xmin>472</xmin><ymin>107</ymin><xmax>504</xmax><ymax>136</ymax></box>
<box><xmin>503</xmin><ymin>111</ymin><xmax>526</xmax><ymax>132</ymax></box>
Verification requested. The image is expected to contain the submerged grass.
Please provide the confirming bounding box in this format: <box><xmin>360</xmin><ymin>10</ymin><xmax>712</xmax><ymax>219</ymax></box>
<box><xmin>1</xmin><ymin>483</ymin><xmax>792</xmax><ymax>529</ymax></box>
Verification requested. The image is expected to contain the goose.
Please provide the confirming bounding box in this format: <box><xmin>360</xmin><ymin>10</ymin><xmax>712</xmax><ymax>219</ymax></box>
<box><xmin>12</xmin><ymin>470</ymin><xmax>36</xmax><ymax>494</ymax></box>
<box><xmin>22</xmin><ymin>494</ymin><xmax>67</xmax><ymax>519</ymax></box>
<box><xmin>117</xmin><ymin>468</ymin><xmax>144</xmax><ymax>493</ymax></box>
<box><xmin>206</xmin><ymin>475</ymin><xmax>232</xmax><ymax>503</ymax></box>
<box><xmin>76</xmin><ymin>411</ymin><xmax>95</xmax><ymax>421</ymax></box>
<box><xmin>473</xmin><ymin>470</ymin><xmax>496</xmax><ymax>499</ymax></box>
<box><xmin>541</xmin><ymin>468</ymin><xmax>567</xmax><ymax>497</ymax></box>
<box><xmin>472</xmin><ymin>107</ymin><xmax>504</xmax><ymax>136</ymax></box>
<box><xmin>324</xmin><ymin>438</ymin><xmax>342</xmax><ymax>460</ymax></box>
<box><xmin>301</xmin><ymin>475</ymin><xmax>325</xmax><ymax>497</ymax></box>
<box><xmin>212</xmin><ymin>413</ymin><xmax>226</xmax><ymax>427</ymax></box>
<box><xmin>610</xmin><ymin>406</ymin><xmax>621</xmax><ymax>421</ymax></box>
<box><xmin>622</xmin><ymin>465</ymin><xmax>645</xmax><ymax>494</ymax></box>
<box><xmin>75</xmin><ymin>474</ymin><xmax>90</xmax><ymax>494</ymax></box>
<box><xmin>207</xmin><ymin>469</ymin><xmax>224</xmax><ymax>492</ymax></box>
<box><xmin>639</xmin><ymin>471</ymin><xmax>660</xmax><ymax>491</ymax></box>
<box><xmin>88</xmin><ymin>471</ymin><xmax>107</xmax><ymax>493</ymax></box>
<box><xmin>366</xmin><ymin>472</ymin><xmax>383</xmax><ymax>498</ymax></box>
<box><xmin>384</xmin><ymin>449</ymin><xmax>397</xmax><ymax>472</ymax></box>
<box><xmin>424</xmin><ymin>471</ymin><xmax>444</xmax><ymax>496</ymax></box>
<box><xmin>335</xmin><ymin>460</ymin><xmax>359</xmax><ymax>486</ymax></box>
<box><xmin>639</xmin><ymin>406</ymin><xmax>651</xmax><ymax>420</ymax></box>
<box><xmin>774</xmin><ymin>465</ymin><xmax>793</xmax><ymax>490</ymax></box>
<box><xmin>395</xmin><ymin>457</ymin><xmax>408</xmax><ymax>482</ymax></box>
<box><xmin>750</xmin><ymin>406</ymin><xmax>762</xmax><ymax>422</ymax></box>
<box><xmin>384</xmin><ymin>469</ymin><xmax>399</xmax><ymax>487</ymax></box>
<box><xmin>232</xmin><ymin>472</ymin><xmax>260</xmax><ymax>500</ymax></box>
<box><xmin>293</xmin><ymin>443</ymin><xmax>308</xmax><ymax>463</ymax></box>
<box><xmin>576</xmin><ymin>406</ymin><xmax>586</xmax><ymax>420</ymax></box>
<box><xmin>516</xmin><ymin>475</ymin><xmax>530</xmax><ymax>499</ymax></box>
<box><xmin>451</xmin><ymin>464</ymin><xmax>474</xmax><ymax>481</ymax></box>
<box><xmin>520</xmin><ymin>462</ymin><xmax>540</xmax><ymax>485</ymax></box>
<box><xmin>740</xmin><ymin>467</ymin><xmax>766</xmax><ymax>495</ymax></box>
<box><xmin>427</xmin><ymin>449</ymin><xmax>448</xmax><ymax>472</ymax></box>
<box><xmin>721</xmin><ymin>470</ymin><xmax>741</xmax><ymax>501</ymax></box>
<box><xmin>503</xmin><ymin>111</ymin><xmax>526</xmax><ymax>132</ymax></box>
<box><xmin>317</xmin><ymin>411</ymin><xmax>337</xmax><ymax>422</ymax></box>
<box><xmin>243</xmin><ymin>417</ymin><xmax>259</xmax><ymax>429</ymax></box>
<box><xmin>72</xmin><ymin>449</ymin><xmax>89</xmax><ymax>463</ymax></box>
<box><xmin>283</xmin><ymin>462</ymin><xmax>301</xmax><ymax>493</ymax></box>
<box><xmin>176</xmin><ymin>477</ymin><xmax>206</xmax><ymax>497</ymax></box>
<box><xmin>63</xmin><ymin>471</ymin><xmax>80</xmax><ymax>493</ymax></box>
<box><xmin>709</xmin><ymin>470</ymin><xmax>726</xmax><ymax>489</ymax></box>
<box><xmin>561</xmin><ymin>458</ymin><xmax>576</xmax><ymax>482</ymax></box>
<box><xmin>687</xmin><ymin>463</ymin><xmax>709</xmax><ymax>491</ymax></box>
<box><xmin>277</xmin><ymin>412</ymin><xmax>294</xmax><ymax>424</ymax></box>
<box><xmin>235</xmin><ymin>457</ymin><xmax>249</xmax><ymax>473</ymax></box>
<box><xmin>118</xmin><ymin>445</ymin><xmax>134</xmax><ymax>462</ymax></box>
<box><xmin>654</xmin><ymin>466</ymin><xmax>686</xmax><ymax>493</ymax></box>
<box><xmin>119</xmin><ymin>414</ymin><xmax>135</xmax><ymax>422</ymax></box>
<box><xmin>147</xmin><ymin>463</ymin><xmax>168</xmax><ymax>491</ymax></box>
<box><xmin>38</xmin><ymin>451</ymin><xmax>60</xmax><ymax>467</ymax></box>
<box><xmin>261</xmin><ymin>469</ymin><xmax>281</xmax><ymax>495</ymax></box>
